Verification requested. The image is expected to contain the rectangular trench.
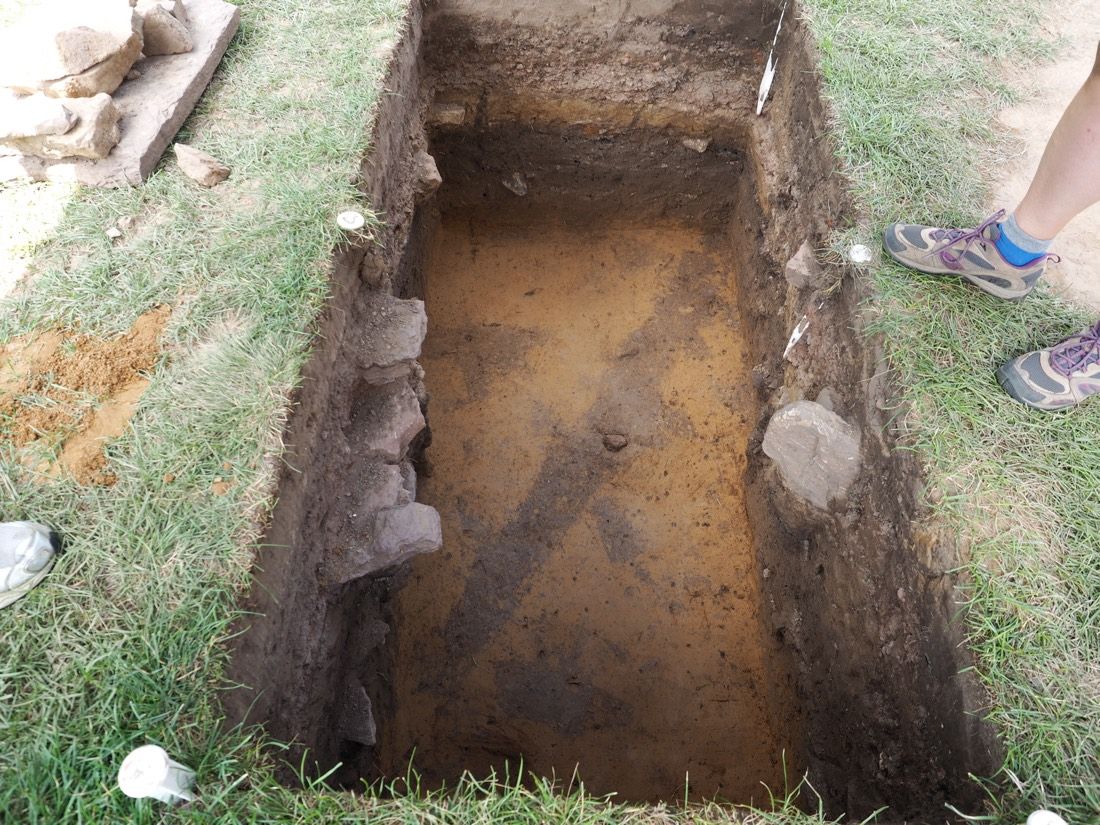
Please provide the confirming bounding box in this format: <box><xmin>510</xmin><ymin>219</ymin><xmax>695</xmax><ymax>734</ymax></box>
<box><xmin>386</xmin><ymin>207</ymin><xmax>795</xmax><ymax>802</ymax></box>
<box><xmin>225</xmin><ymin>1</ymin><xmax>1000</xmax><ymax>820</ymax></box>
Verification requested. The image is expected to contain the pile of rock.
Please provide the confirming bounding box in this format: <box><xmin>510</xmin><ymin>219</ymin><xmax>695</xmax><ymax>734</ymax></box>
<box><xmin>0</xmin><ymin>0</ymin><xmax>194</xmax><ymax>161</ymax></box>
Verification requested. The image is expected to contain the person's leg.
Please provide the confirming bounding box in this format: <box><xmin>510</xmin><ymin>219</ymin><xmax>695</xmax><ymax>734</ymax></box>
<box><xmin>1012</xmin><ymin>42</ymin><xmax>1100</xmax><ymax>241</ymax></box>
<box><xmin>998</xmin><ymin>43</ymin><xmax>1100</xmax><ymax>410</ymax></box>
<box><xmin>882</xmin><ymin>42</ymin><xmax>1100</xmax><ymax>300</ymax></box>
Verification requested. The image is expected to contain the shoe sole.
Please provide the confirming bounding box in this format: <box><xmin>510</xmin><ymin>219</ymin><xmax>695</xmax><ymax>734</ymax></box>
<box><xmin>0</xmin><ymin>557</ymin><xmax>55</xmax><ymax>609</ymax></box>
<box><xmin>881</xmin><ymin>237</ymin><xmax>1033</xmax><ymax>302</ymax></box>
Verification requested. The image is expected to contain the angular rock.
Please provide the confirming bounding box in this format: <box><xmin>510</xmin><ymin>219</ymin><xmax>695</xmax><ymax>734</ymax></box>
<box><xmin>0</xmin><ymin>2</ymin><xmax>142</xmax><ymax>91</ymax></box>
<box><xmin>38</xmin><ymin>36</ymin><xmax>143</xmax><ymax>98</ymax></box>
<box><xmin>140</xmin><ymin>4</ymin><xmax>193</xmax><ymax>56</ymax></box>
<box><xmin>337</xmin><ymin>683</ymin><xmax>377</xmax><ymax>746</ymax></box>
<box><xmin>352</xmin><ymin>293</ymin><xmax>427</xmax><ymax>385</ymax></box>
<box><xmin>1</xmin><ymin>93</ymin><xmax>120</xmax><ymax>160</ymax></box>
<box><xmin>0</xmin><ymin>95</ymin><xmax>76</xmax><ymax>140</ymax></box>
<box><xmin>370</xmin><ymin>503</ymin><xmax>443</xmax><ymax>570</ymax></box>
<box><xmin>352</xmin><ymin>463</ymin><xmax>405</xmax><ymax>517</ymax></box>
<box><xmin>413</xmin><ymin>149</ymin><xmax>442</xmax><ymax>202</ymax></box>
<box><xmin>762</xmin><ymin>400</ymin><xmax>861</xmax><ymax>510</ymax></box>
<box><xmin>681</xmin><ymin>137</ymin><xmax>710</xmax><ymax>153</ymax></box>
<box><xmin>334</xmin><ymin>502</ymin><xmax>442</xmax><ymax>583</ymax></box>
<box><xmin>0</xmin><ymin>0</ymin><xmax>241</xmax><ymax>187</ymax></box>
<box><xmin>399</xmin><ymin>460</ymin><xmax>417</xmax><ymax>505</ymax></box>
<box><xmin>784</xmin><ymin>240</ymin><xmax>824</xmax><ymax>290</ymax></box>
<box><xmin>138</xmin><ymin>0</ymin><xmax>190</xmax><ymax>28</ymax></box>
<box><xmin>173</xmin><ymin>142</ymin><xmax>230</xmax><ymax>186</ymax></box>
<box><xmin>348</xmin><ymin>382</ymin><xmax>425</xmax><ymax>463</ymax></box>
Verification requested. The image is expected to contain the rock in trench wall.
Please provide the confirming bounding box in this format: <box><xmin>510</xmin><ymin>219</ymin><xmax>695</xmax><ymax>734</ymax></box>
<box><xmin>222</xmin><ymin>1</ymin><xmax>438</xmax><ymax>785</ymax></box>
<box><xmin>762</xmin><ymin>400</ymin><xmax>861</xmax><ymax>509</ymax></box>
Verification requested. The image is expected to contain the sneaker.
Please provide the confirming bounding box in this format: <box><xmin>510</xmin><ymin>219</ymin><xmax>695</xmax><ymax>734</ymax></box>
<box><xmin>0</xmin><ymin>522</ymin><xmax>57</xmax><ymax>609</ymax></box>
<box><xmin>997</xmin><ymin>320</ymin><xmax>1100</xmax><ymax>410</ymax></box>
<box><xmin>883</xmin><ymin>209</ymin><xmax>1054</xmax><ymax>300</ymax></box>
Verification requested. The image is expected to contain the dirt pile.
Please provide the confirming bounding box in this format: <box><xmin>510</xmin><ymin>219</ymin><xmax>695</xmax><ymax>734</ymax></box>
<box><xmin>0</xmin><ymin>305</ymin><xmax>167</xmax><ymax>484</ymax></box>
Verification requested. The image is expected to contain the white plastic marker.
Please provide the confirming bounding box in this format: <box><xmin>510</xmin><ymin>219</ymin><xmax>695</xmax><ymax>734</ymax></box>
<box><xmin>336</xmin><ymin>209</ymin><xmax>366</xmax><ymax>232</ymax></box>
<box><xmin>783</xmin><ymin>299</ymin><xmax>826</xmax><ymax>360</ymax></box>
<box><xmin>118</xmin><ymin>745</ymin><xmax>196</xmax><ymax>805</ymax></box>
<box><xmin>1026</xmin><ymin>811</ymin><xmax>1069</xmax><ymax>825</ymax></box>
<box><xmin>783</xmin><ymin>314</ymin><xmax>809</xmax><ymax>359</ymax></box>
<box><xmin>756</xmin><ymin>1</ymin><xmax>789</xmax><ymax>115</ymax></box>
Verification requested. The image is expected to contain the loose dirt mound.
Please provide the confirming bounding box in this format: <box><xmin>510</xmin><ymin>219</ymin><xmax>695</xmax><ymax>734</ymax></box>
<box><xmin>0</xmin><ymin>305</ymin><xmax>168</xmax><ymax>484</ymax></box>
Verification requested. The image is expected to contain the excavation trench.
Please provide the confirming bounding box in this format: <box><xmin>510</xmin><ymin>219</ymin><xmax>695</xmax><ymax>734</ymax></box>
<box><xmin>226</xmin><ymin>1</ymin><xmax>999</xmax><ymax>821</ymax></box>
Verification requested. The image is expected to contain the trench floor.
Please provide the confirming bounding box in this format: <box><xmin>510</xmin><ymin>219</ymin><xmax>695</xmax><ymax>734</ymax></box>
<box><xmin>380</xmin><ymin>213</ymin><xmax>798</xmax><ymax>803</ymax></box>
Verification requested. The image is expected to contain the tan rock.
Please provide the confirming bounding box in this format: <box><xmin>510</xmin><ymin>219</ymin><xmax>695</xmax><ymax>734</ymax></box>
<box><xmin>137</xmin><ymin>0</ymin><xmax>190</xmax><ymax>28</ymax></box>
<box><xmin>0</xmin><ymin>93</ymin><xmax>121</xmax><ymax>160</ymax></box>
<box><xmin>139</xmin><ymin>5</ymin><xmax>193</xmax><ymax>56</ymax></box>
<box><xmin>40</xmin><ymin>35</ymin><xmax>143</xmax><ymax>98</ymax></box>
<box><xmin>173</xmin><ymin>143</ymin><xmax>230</xmax><ymax>187</ymax></box>
<box><xmin>0</xmin><ymin>2</ymin><xmax>142</xmax><ymax>92</ymax></box>
<box><xmin>0</xmin><ymin>94</ymin><xmax>77</xmax><ymax>140</ymax></box>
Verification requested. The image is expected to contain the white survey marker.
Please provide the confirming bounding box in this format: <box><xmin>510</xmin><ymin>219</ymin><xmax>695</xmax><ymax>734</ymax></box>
<box><xmin>783</xmin><ymin>314</ymin><xmax>809</xmax><ymax>359</ymax></box>
<box><xmin>756</xmin><ymin>1</ymin><xmax>788</xmax><ymax>115</ymax></box>
<box><xmin>118</xmin><ymin>745</ymin><xmax>196</xmax><ymax>805</ymax></box>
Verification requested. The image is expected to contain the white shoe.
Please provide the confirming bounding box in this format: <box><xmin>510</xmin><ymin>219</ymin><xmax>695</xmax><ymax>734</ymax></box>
<box><xmin>0</xmin><ymin>522</ymin><xmax>57</xmax><ymax>609</ymax></box>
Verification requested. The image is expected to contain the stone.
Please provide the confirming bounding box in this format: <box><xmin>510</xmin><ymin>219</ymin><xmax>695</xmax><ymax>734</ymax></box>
<box><xmin>369</xmin><ymin>503</ymin><xmax>443</xmax><ymax>570</ymax></box>
<box><xmin>0</xmin><ymin>95</ymin><xmax>77</xmax><ymax>140</ymax></box>
<box><xmin>36</xmin><ymin>37</ymin><xmax>142</xmax><ymax>99</ymax></box>
<box><xmin>399</xmin><ymin>460</ymin><xmax>417</xmax><ymax>504</ymax></box>
<box><xmin>333</xmin><ymin>502</ymin><xmax>442</xmax><ymax>583</ymax></box>
<box><xmin>349</xmin><ymin>382</ymin><xmax>425</xmax><ymax>463</ymax></box>
<box><xmin>1</xmin><ymin>93</ymin><xmax>120</xmax><ymax>160</ymax></box>
<box><xmin>602</xmin><ymin>433</ymin><xmax>628</xmax><ymax>452</ymax></box>
<box><xmin>0</xmin><ymin>2</ymin><xmax>141</xmax><ymax>91</ymax></box>
<box><xmin>784</xmin><ymin>240</ymin><xmax>824</xmax><ymax>290</ymax></box>
<box><xmin>139</xmin><ymin>4</ymin><xmax>193</xmax><ymax>56</ymax></box>
<box><xmin>762</xmin><ymin>400</ymin><xmax>861</xmax><ymax>510</ymax></box>
<box><xmin>138</xmin><ymin>0</ymin><xmax>190</xmax><ymax>28</ymax></box>
<box><xmin>815</xmin><ymin>386</ymin><xmax>838</xmax><ymax>413</ymax></box>
<box><xmin>173</xmin><ymin>142</ymin><xmax>230</xmax><ymax>186</ymax></box>
<box><xmin>413</xmin><ymin>149</ymin><xmax>442</xmax><ymax>201</ymax></box>
<box><xmin>337</xmin><ymin>683</ymin><xmax>377</xmax><ymax>746</ymax></box>
<box><xmin>352</xmin><ymin>294</ymin><xmax>427</xmax><ymax>385</ymax></box>
<box><xmin>681</xmin><ymin>137</ymin><xmax>710</xmax><ymax>153</ymax></box>
<box><xmin>502</xmin><ymin>171</ymin><xmax>528</xmax><ymax>196</ymax></box>
<box><xmin>350</xmin><ymin>462</ymin><xmax>405</xmax><ymax>518</ymax></box>
<box><xmin>0</xmin><ymin>0</ymin><xmax>241</xmax><ymax>187</ymax></box>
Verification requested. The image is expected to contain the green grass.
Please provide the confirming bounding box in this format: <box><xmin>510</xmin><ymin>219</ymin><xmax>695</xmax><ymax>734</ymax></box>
<box><xmin>1</xmin><ymin>0</ymin><xmax>1097</xmax><ymax>822</ymax></box>
<box><xmin>801</xmin><ymin>0</ymin><xmax>1099</xmax><ymax>820</ymax></box>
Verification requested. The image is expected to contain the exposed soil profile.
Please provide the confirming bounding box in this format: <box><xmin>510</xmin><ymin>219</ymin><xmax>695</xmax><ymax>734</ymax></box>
<box><xmin>225</xmin><ymin>1</ymin><xmax>1001</xmax><ymax>822</ymax></box>
<box><xmin>0</xmin><ymin>305</ymin><xmax>166</xmax><ymax>484</ymax></box>
<box><xmin>383</xmin><ymin>218</ymin><xmax>793</xmax><ymax>802</ymax></box>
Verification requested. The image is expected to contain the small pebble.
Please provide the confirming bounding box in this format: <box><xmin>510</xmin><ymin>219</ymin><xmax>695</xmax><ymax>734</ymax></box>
<box><xmin>603</xmin><ymin>433</ymin><xmax>629</xmax><ymax>452</ymax></box>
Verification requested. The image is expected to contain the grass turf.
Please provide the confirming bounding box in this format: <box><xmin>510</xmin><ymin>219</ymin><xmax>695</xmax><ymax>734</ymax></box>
<box><xmin>0</xmin><ymin>0</ymin><xmax>1096</xmax><ymax>822</ymax></box>
<box><xmin>802</xmin><ymin>0</ymin><xmax>1099</xmax><ymax>819</ymax></box>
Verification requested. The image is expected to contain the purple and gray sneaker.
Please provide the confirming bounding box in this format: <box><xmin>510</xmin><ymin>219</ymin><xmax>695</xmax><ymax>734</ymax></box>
<box><xmin>998</xmin><ymin>320</ymin><xmax>1100</xmax><ymax>410</ymax></box>
<box><xmin>883</xmin><ymin>209</ymin><xmax>1055</xmax><ymax>300</ymax></box>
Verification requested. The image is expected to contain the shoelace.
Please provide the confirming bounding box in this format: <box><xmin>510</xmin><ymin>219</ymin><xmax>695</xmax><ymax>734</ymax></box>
<box><xmin>929</xmin><ymin>210</ymin><xmax>1005</xmax><ymax>270</ymax></box>
<box><xmin>1051</xmin><ymin>320</ymin><xmax>1100</xmax><ymax>376</ymax></box>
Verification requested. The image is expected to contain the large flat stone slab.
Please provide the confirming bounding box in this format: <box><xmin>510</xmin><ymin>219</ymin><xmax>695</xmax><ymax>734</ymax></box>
<box><xmin>0</xmin><ymin>0</ymin><xmax>239</xmax><ymax>187</ymax></box>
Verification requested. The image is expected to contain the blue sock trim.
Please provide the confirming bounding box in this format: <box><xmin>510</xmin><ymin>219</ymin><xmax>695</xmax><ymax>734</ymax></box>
<box><xmin>996</xmin><ymin>213</ymin><xmax>1051</xmax><ymax>266</ymax></box>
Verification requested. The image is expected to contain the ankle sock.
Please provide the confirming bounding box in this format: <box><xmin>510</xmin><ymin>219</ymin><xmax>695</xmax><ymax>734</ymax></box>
<box><xmin>995</xmin><ymin>213</ymin><xmax>1052</xmax><ymax>266</ymax></box>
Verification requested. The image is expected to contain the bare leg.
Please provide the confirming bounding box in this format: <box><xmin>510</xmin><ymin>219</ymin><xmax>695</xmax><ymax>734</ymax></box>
<box><xmin>1013</xmin><ymin>42</ymin><xmax>1100</xmax><ymax>240</ymax></box>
